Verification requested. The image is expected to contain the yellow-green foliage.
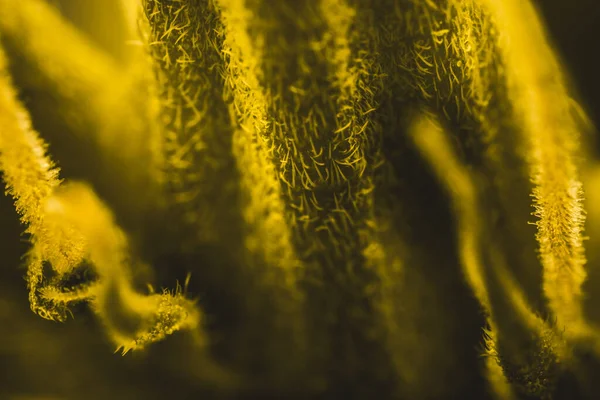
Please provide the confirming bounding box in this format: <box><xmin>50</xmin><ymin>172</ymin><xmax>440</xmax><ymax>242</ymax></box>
<box><xmin>0</xmin><ymin>0</ymin><xmax>163</xmax><ymax>237</ymax></box>
<box><xmin>43</xmin><ymin>182</ymin><xmax>201</xmax><ymax>354</ymax></box>
<box><xmin>0</xmin><ymin>47</ymin><xmax>87</xmax><ymax>322</ymax></box>
<box><xmin>409</xmin><ymin>111</ymin><xmax>566</xmax><ymax>398</ymax></box>
<box><xmin>1</xmin><ymin>0</ymin><xmax>599</xmax><ymax>398</ymax></box>
<box><xmin>483</xmin><ymin>0</ymin><xmax>590</xmax><ymax>340</ymax></box>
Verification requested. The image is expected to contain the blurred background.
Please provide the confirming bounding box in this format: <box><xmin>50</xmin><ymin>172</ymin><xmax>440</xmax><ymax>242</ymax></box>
<box><xmin>536</xmin><ymin>0</ymin><xmax>600</xmax><ymax>153</ymax></box>
<box><xmin>1</xmin><ymin>1</ymin><xmax>599</xmax><ymax>399</ymax></box>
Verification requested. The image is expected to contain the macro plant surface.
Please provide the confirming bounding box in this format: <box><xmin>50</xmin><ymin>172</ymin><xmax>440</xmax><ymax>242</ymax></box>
<box><xmin>1</xmin><ymin>0</ymin><xmax>600</xmax><ymax>398</ymax></box>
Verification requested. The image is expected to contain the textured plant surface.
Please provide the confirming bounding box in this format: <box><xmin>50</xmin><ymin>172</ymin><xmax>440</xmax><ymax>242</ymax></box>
<box><xmin>1</xmin><ymin>0</ymin><xmax>600</xmax><ymax>398</ymax></box>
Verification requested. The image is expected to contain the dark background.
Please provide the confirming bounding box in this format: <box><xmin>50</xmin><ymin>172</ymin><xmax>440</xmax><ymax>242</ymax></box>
<box><xmin>536</xmin><ymin>0</ymin><xmax>600</xmax><ymax>150</ymax></box>
<box><xmin>1</xmin><ymin>1</ymin><xmax>599</xmax><ymax>399</ymax></box>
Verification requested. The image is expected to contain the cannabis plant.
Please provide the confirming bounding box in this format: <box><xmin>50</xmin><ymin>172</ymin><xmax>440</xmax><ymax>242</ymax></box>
<box><xmin>1</xmin><ymin>0</ymin><xmax>599</xmax><ymax>398</ymax></box>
